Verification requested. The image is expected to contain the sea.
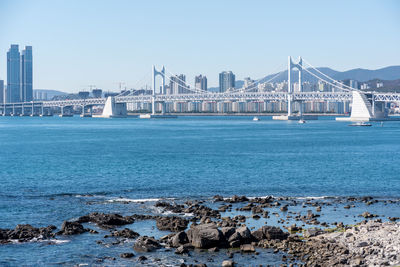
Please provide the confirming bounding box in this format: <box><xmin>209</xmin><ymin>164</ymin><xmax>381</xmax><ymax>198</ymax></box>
<box><xmin>1</xmin><ymin>116</ymin><xmax>400</xmax><ymax>266</ymax></box>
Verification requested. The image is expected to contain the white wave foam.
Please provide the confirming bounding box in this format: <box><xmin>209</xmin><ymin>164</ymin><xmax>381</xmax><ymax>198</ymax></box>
<box><xmin>107</xmin><ymin>197</ymin><xmax>175</xmax><ymax>203</ymax></box>
<box><xmin>9</xmin><ymin>238</ymin><xmax>70</xmax><ymax>244</ymax></box>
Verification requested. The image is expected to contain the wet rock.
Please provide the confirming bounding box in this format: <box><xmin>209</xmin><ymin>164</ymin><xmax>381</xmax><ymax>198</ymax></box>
<box><xmin>78</xmin><ymin>212</ymin><xmax>134</xmax><ymax>228</ymax></box>
<box><xmin>175</xmin><ymin>245</ymin><xmax>189</xmax><ymax>254</ymax></box>
<box><xmin>187</xmin><ymin>223</ymin><xmax>224</xmax><ymax>249</ymax></box>
<box><xmin>111</xmin><ymin>228</ymin><xmax>139</xmax><ymax>239</ymax></box>
<box><xmin>58</xmin><ymin>221</ymin><xmax>86</xmax><ymax>235</ymax></box>
<box><xmin>240</xmin><ymin>244</ymin><xmax>255</xmax><ymax>253</ymax></box>
<box><xmin>344</xmin><ymin>205</ymin><xmax>351</xmax><ymax>209</ymax></box>
<box><xmin>213</xmin><ymin>195</ymin><xmax>224</xmax><ymax>202</ymax></box>
<box><xmin>280</xmin><ymin>205</ymin><xmax>288</xmax><ymax>212</ymax></box>
<box><xmin>156</xmin><ymin>216</ymin><xmax>189</xmax><ymax>232</ymax></box>
<box><xmin>360</xmin><ymin>212</ymin><xmax>377</xmax><ymax>218</ymax></box>
<box><xmin>7</xmin><ymin>224</ymin><xmax>56</xmax><ymax>241</ymax></box>
<box><xmin>138</xmin><ymin>255</ymin><xmax>147</xmax><ymax>261</ymax></box>
<box><xmin>133</xmin><ymin>236</ymin><xmax>161</xmax><ymax>252</ymax></box>
<box><xmin>251</xmin><ymin>226</ymin><xmax>289</xmax><ymax>241</ymax></box>
<box><xmin>171</xmin><ymin>231</ymin><xmax>189</xmax><ymax>247</ymax></box>
<box><xmin>120</xmin><ymin>252</ymin><xmax>134</xmax><ymax>258</ymax></box>
<box><xmin>221</xmin><ymin>260</ymin><xmax>235</xmax><ymax>267</ymax></box>
<box><xmin>251</xmin><ymin>206</ymin><xmax>263</xmax><ymax>214</ymax></box>
<box><xmin>228</xmin><ymin>195</ymin><xmax>249</xmax><ymax>203</ymax></box>
<box><xmin>208</xmin><ymin>246</ymin><xmax>219</xmax><ymax>252</ymax></box>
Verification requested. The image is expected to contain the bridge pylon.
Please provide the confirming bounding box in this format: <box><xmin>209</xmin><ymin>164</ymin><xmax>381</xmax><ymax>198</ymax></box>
<box><xmin>152</xmin><ymin>65</ymin><xmax>165</xmax><ymax>115</ymax></box>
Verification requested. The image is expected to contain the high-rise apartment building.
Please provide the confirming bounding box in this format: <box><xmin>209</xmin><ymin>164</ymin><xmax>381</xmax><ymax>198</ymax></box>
<box><xmin>170</xmin><ymin>74</ymin><xmax>187</xmax><ymax>94</ymax></box>
<box><xmin>21</xmin><ymin>46</ymin><xmax>33</xmax><ymax>102</ymax></box>
<box><xmin>195</xmin><ymin>75</ymin><xmax>207</xmax><ymax>91</ymax></box>
<box><xmin>219</xmin><ymin>71</ymin><xmax>235</xmax><ymax>92</ymax></box>
<box><xmin>0</xmin><ymin>80</ymin><xmax>4</xmax><ymax>104</ymax></box>
<box><xmin>7</xmin><ymin>44</ymin><xmax>21</xmax><ymax>103</ymax></box>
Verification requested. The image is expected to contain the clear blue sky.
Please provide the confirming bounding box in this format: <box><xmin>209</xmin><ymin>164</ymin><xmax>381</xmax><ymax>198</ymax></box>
<box><xmin>0</xmin><ymin>0</ymin><xmax>399</xmax><ymax>92</ymax></box>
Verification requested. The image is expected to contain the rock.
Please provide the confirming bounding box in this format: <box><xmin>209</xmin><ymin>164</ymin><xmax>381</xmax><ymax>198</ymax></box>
<box><xmin>251</xmin><ymin>226</ymin><xmax>289</xmax><ymax>241</ymax></box>
<box><xmin>344</xmin><ymin>205</ymin><xmax>351</xmax><ymax>209</ymax></box>
<box><xmin>171</xmin><ymin>231</ymin><xmax>189</xmax><ymax>247</ymax></box>
<box><xmin>58</xmin><ymin>221</ymin><xmax>86</xmax><ymax>235</ymax></box>
<box><xmin>303</xmin><ymin>228</ymin><xmax>323</xmax><ymax>238</ymax></box>
<box><xmin>120</xmin><ymin>252</ymin><xmax>134</xmax><ymax>258</ymax></box>
<box><xmin>187</xmin><ymin>223</ymin><xmax>224</xmax><ymax>249</ymax></box>
<box><xmin>111</xmin><ymin>228</ymin><xmax>139</xmax><ymax>238</ymax></box>
<box><xmin>280</xmin><ymin>205</ymin><xmax>288</xmax><ymax>212</ymax></box>
<box><xmin>221</xmin><ymin>260</ymin><xmax>235</xmax><ymax>267</ymax></box>
<box><xmin>357</xmin><ymin>241</ymin><xmax>368</xmax><ymax>247</ymax></box>
<box><xmin>137</xmin><ymin>255</ymin><xmax>147</xmax><ymax>261</ymax></box>
<box><xmin>228</xmin><ymin>195</ymin><xmax>249</xmax><ymax>203</ymax></box>
<box><xmin>240</xmin><ymin>244</ymin><xmax>255</xmax><ymax>253</ymax></box>
<box><xmin>221</xmin><ymin>227</ymin><xmax>236</xmax><ymax>240</ymax></box>
<box><xmin>316</xmin><ymin>206</ymin><xmax>321</xmax><ymax>212</ymax></box>
<box><xmin>156</xmin><ymin>216</ymin><xmax>189</xmax><ymax>232</ymax></box>
<box><xmin>360</xmin><ymin>211</ymin><xmax>377</xmax><ymax>218</ymax></box>
<box><xmin>251</xmin><ymin>206</ymin><xmax>263</xmax><ymax>214</ymax></box>
<box><xmin>175</xmin><ymin>245</ymin><xmax>189</xmax><ymax>254</ymax></box>
<box><xmin>208</xmin><ymin>246</ymin><xmax>219</xmax><ymax>252</ymax></box>
<box><xmin>133</xmin><ymin>236</ymin><xmax>161</xmax><ymax>252</ymax></box>
<box><xmin>213</xmin><ymin>195</ymin><xmax>224</xmax><ymax>202</ymax></box>
<box><xmin>228</xmin><ymin>226</ymin><xmax>253</xmax><ymax>245</ymax></box>
<box><xmin>78</xmin><ymin>212</ymin><xmax>134</xmax><ymax>228</ymax></box>
<box><xmin>7</xmin><ymin>224</ymin><xmax>56</xmax><ymax>241</ymax></box>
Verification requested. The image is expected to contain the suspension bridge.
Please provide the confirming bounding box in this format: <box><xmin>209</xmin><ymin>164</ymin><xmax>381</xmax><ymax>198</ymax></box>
<box><xmin>1</xmin><ymin>57</ymin><xmax>399</xmax><ymax>121</ymax></box>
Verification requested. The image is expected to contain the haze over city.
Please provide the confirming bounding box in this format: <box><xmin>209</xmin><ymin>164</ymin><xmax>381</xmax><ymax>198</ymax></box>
<box><xmin>0</xmin><ymin>0</ymin><xmax>399</xmax><ymax>93</ymax></box>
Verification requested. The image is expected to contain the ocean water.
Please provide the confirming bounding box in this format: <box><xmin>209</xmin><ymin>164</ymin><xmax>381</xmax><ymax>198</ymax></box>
<box><xmin>1</xmin><ymin>116</ymin><xmax>400</xmax><ymax>266</ymax></box>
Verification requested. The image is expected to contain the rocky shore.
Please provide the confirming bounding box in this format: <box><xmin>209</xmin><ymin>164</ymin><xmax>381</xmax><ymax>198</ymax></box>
<box><xmin>1</xmin><ymin>195</ymin><xmax>400</xmax><ymax>266</ymax></box>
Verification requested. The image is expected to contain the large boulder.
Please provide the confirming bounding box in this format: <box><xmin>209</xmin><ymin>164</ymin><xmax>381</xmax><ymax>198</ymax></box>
<box><xmin>133</xmin><ymin>236</ymin><xmax>161</xmax><ymax>252</ymax></box>
<box><xmin>156</xmin><ymin>216</ymin><xmax>189</xmax><ymax>232</ymax></box>
<box><xmin>187</xmin><ymin>223</ymin><xmax>224</xmax><ymax>249</ymax></box>
<box><xmin>171</xmin><ymin>231</ymin><xmax>189</xmax><ymax>247</ymax></box>
<box><xmin>227</xmin><ymin>226</ymin><xmax>253</xmax><ymax>246</ymax></box>
<box><xmin>251</xmin><ymin>226</ymin><xmax>288</xmax><ymax>241</ymax></box>
<box><xmin>58</xmin><ymin>221</ymin><xmax>86</xmax><ymax>235</ymax></box>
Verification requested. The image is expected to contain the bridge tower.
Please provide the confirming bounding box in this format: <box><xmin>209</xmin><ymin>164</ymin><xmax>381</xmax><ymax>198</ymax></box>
<box><xmin>152</xmin><ymin>65</ymin><xmax>165</xmax><ymax>115</ymax></box>
<box><xmin>287</xmin><ymin>56</ymin><xmax>303</xmax><ymax>116</ymax></box>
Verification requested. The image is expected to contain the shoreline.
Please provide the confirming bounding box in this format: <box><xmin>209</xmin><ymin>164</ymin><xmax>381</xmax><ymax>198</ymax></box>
<box><xmin>1</xmin><ymin>194</ymin><xmax>399</xmax><ymax>266</ymax></box>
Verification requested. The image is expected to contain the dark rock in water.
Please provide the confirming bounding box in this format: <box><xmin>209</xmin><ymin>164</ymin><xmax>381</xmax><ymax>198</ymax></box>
<box><xmin>221</xmin><ymin>227</ymin><xmax>236</xmax><ymax>240</ymax></box>
<box><xmin>120</xmin><ymin>252</ymin><xmax>134</xmax><ymax>258</ymax></box>
<box><xmin>58</xmin><ymin>221</ymin><xmax>86</xmax><ymax>235</ymax></box>
<box><xmin>78</xmin><ymin>212</ymin><xmax>134</xmax><ymax>228</ymax></box>
<box><xmin>133</xmin><ymin>236</ymin><xmax>161</xmax><ymax>252</ymax></box>
<box><xmin>156</xmin><ymin>216</ymin><xmax>189</xmax><ymax>232</ymax></box>
<box><xmin>111</xmin><ymin>228</ymin><xmax>139</xmax><ymax>239</ymax></box>
<box><xmin>360</xmin><ymin>212</ymin><xmax>377</xmax><ymax>218</ymax></box>
<box><xmin>155</xmin><ymin>201</ymin><xmax>185</xmax><ymax>213</ymax></box>
<box><xmin>280</xmin><ymin>205</ymin><xmax>288</xmax><ymax>212</ymax></box>
<box><xmin>171</xmin><ymin>231</ymin><xmax>189</xmax><ymax>247</ymax></box>
<box><xmin>343</xmin><ymin>205</ymin><xmax>351</xmax><ymax>209</ymax></box>
<box><xmin>240</xmin><ymin>244</ymin><xmax>256</xmax><ymax>253</ymax></box>
<box><xmin>7</xmin><ymin>224</ymin><xmax>56</xmax><ymax>241</ymax></box>
<box><xmin>213</xmin><ymin>195</ymin><xmax>224</xmax><ymax>202</ymax></box>
<box><xmin>228</xmin><ymin>195</ymin><xmax>249</xmax><ymax>203</ymax></box>
<box><xmin>251</xmin><ymin>226</ymin><xmax>289</xmax><ymax>241</ymax></box>
<box><xmin>187</xmin><ymin>223</ymin><xmax>224</xmax><ymax>249</ymax></box>
<box><xmin>388</xmin><ymin>217</ymin><xmax>399</xmax><ymax>221</ymax></box>
<box><xmin>208</xmin><ymin>246</ymin><xmax>219</xmax><ymax>252</ymax></box>
<box><xmin>185</xmin><ymin>204</ymin><xmax>220</xmax><ymax>219</ymax></box>
<box><xmin>175</xmin><ymin>245</ymin><xmax>189</xmax><ymax>254</ymax></box>
<box><xmin>251</xmin><ymin>206</ymin><xmax>263</xmax><ymax>214</ymax></box>
<box><xmin>138</xmin><ymin>255</ymin><xmax>147</xmax><ymax>261</ymax></box>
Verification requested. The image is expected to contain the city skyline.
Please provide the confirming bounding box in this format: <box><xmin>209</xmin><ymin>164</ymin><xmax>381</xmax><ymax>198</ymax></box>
<box><xmin>0</xmin><ymin>0</ymin><xmax>399</xmax><ymax>93</ymax></box>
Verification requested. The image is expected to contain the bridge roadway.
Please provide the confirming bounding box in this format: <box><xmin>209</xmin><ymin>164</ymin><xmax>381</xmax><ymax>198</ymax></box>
<box><xmin>1</xmin><ymin>92</ymin><xmax>400</xmax><ymax>109</ymax></box>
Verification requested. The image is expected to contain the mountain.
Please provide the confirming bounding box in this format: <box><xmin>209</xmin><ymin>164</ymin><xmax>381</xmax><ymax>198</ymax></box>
<box><xmin>33</xmin><ymin>89</ymin><xmax>68</xmax><ymax>100</ymax></box>
<box><xmin>258</xmin><ymin>65</ymin><xmax>400</xmax><ymax>84</ymax></box>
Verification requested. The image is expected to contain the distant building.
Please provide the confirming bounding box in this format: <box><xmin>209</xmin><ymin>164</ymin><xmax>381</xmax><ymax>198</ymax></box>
<box><xmin>219</xmin><ymin>71</ymin><xmax>235</xmax><ymax>92</ymax></box>
<box><xmin>376</xmin><ymin>81</ymin><xmax>383</xmax><ymax>88</ymax></box>
<box><xmin>7</xmin><ymin>44</ymin><xmax>21</xmax><ymax>103</ymax></box>
<box><xmin>92</xmin><ymin>88</ymin><xmax>102</xmax><ymax>98</ymax></box>
<box><xmin>0</xmin><ymin>80</ymin><xmax>4</xmax><ymax>103</ymax></box>
<box><xmin>21</xmin><ymin>46</ymin><xmax>33</xmax><ymax>102</ymax></box>
<box><xmin>243</xmin><ymin>77</ymin><xmax>254</xmax><ymax>88</ymax></box>
<box><xmin>78</xmin><ymin>91</ymin><xmax>90</xmax><ymax>99</ymax></box>
<box><xmin>170</xmin><ymin>74</ymin><xmax>187</xmax><ymax>94</ymax></box>
<box><xmin>195</xmin><ymin>75</ymin><xmax>207</xmax><ymax>91</ymax></box>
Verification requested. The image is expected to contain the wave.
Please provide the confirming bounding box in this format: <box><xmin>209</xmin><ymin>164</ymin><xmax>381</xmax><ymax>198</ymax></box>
<box><xmin>106</xmin><ymin>197</ymin><xmax>175</xmax><ymax>203</ymax></box>
<box><xmin>9</xmin><ymin>238</ymin><xmax>70</xmax><ymax>244</ymax></box>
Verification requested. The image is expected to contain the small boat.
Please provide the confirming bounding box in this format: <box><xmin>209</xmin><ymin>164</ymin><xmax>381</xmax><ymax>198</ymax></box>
<box><xmin>253</xmin><ymin>116</ymin><xmax>260</xmax><ymax>121</ymax></box>
<box><xmin>348</xmin><ymin>122</ymin><xmax>372</xmax><ymax>127</ymax></box>
<box><xmin>298</xmin><ymin>119</ymin><xmax>306</xmax><ymax>124</ymax></box>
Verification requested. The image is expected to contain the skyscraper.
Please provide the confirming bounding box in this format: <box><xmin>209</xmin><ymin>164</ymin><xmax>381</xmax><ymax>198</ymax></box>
<box><xmin>195</xmin><ymin>75</ymin><xmax>207</xmax><ymax>91</ymax></box>
<box><xmin>170</xmin><ymin>74</ymin><xmax>187</xmax><ymax>94</ymax></box>
<box><xmin>219</xmin><ymin>71</ymin><xmax>235</xmax><ymax>92</ymax></box>
<box><xmin>7</xmin><ymin>44</ymin><xmax>20</xmax><ymax>103</ymax></box>
<box><xmin>0</xmin><ymin>80</ymin><xmax>4</xmax><ymax>104</ymax></box>
<box><xmin>21</xmin><ymin>46</ymin><xmax>33</xmax><ymax>102</ymax></box>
